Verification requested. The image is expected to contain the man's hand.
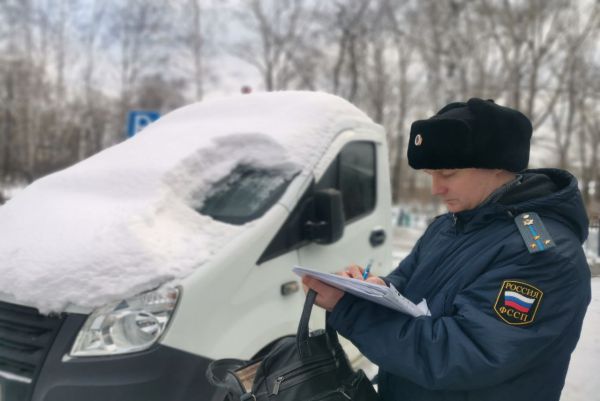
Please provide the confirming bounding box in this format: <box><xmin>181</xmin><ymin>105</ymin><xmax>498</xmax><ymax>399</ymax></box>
<box><xmin>339</xmin><ymin>263</ymin><xmax>387</xmax><ymax>286</ymax></box>
<box><xmin>302</xmin><ymin>276</ymin><xmax>344</xmax><ymax>311</ymax></box>
<box><xmin>302</xmin><ymin>264</ymin><xmax>387</xmax><ymax>311</ymax></box>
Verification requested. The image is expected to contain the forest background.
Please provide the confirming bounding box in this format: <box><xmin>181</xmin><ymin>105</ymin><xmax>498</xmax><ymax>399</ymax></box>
<box><xmin>1</xmin><ymin>0</ymin><xmax>599</xmax><ymax>216</ymax></box>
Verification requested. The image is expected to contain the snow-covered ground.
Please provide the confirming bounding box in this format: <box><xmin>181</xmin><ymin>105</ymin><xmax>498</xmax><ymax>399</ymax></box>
<box><xmin>561</xmin><ymin>277</ymin><xmax>600</xmax><ymax>401</ymax></box>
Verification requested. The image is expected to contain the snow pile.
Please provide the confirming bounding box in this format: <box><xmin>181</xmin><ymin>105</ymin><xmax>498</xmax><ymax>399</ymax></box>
<box><xmin>562</xmin><ymin>277</ymin><xmax>600</xmax><ymax>401</ymax></box>
<box><xmin>0</xmin><ymin>91</ymin><xmax>376</xmax><ymax>313</ymax></box>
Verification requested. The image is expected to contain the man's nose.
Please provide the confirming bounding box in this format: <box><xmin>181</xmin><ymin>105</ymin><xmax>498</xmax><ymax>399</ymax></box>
<box><xmin>431</xmin><ymin>177</ymin><xmax>447</xmax><ymax>196</ymax></box>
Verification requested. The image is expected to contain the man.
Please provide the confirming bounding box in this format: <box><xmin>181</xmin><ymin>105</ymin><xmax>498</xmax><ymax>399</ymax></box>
<box><xmin>303</xmin><ymin>98</ymin><xmax>591</xmax><ymax>401</ymax></box>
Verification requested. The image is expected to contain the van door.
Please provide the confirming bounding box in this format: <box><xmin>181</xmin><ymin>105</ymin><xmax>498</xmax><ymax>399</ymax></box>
<box><xmin>253</xmin><ymin>134</ymin><xmax>391</xmax><ymax>360</ymax></box>
<box><xmin>298</xmin><ymin>139</ymin><xmax>392</xmax><ymax>277</ymax></box>
<box><xmin>296</xmin><ymin>137</ymin><xmax>392</xmax><ymax>362</ymax></box>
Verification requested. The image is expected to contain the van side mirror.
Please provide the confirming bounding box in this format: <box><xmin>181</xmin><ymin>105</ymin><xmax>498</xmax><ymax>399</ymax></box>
<box><xmin>304</xmin><ymin>189</ymin><xmax>345</xmax><ymax>244</ymax></box>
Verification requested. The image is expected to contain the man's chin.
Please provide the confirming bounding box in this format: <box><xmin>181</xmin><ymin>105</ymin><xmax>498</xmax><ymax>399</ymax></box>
<box><xmin>445</xmin><ymin>201</ymin><xmax>463</xmax><ymax>213</ymax></box>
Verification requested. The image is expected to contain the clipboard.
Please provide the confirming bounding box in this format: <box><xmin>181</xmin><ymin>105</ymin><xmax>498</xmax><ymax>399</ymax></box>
<box><xmin>293</xmin><ymin>265</ymin><xmax>429</xmax><ymax>317</ymax></box>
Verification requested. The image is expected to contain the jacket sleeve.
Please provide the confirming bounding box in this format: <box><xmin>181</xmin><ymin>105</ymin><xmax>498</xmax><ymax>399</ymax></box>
<box><xmin>328</xmin><ymin>250</ymin><xmax>591</xmax><ymax>390</ymax></box>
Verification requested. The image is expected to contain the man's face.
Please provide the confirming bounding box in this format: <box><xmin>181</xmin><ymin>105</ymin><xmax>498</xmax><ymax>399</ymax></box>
<box><xmin>424</xmin><ymin>168</ymin><xmax>508</xmax><ymax>213</ymax></box>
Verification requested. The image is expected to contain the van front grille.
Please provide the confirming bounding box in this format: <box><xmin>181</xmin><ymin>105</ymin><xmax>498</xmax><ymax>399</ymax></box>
<box><xmin>0</xmin><ymin>301</ymin><xmax>63</xmax><ymax>383</ymax></box>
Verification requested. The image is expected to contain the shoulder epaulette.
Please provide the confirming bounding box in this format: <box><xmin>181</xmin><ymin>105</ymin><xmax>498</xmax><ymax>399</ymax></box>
<box><xmin>514</xmin><ymin>212</ymin><xmax>555</xmax><ymax>253</ymax></box>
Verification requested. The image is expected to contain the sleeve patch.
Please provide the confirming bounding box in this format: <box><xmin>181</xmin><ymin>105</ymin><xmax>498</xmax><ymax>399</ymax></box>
<box><xmin>514</xmin><ymin>212</ymin><xmax>555</xmax><ymax>253</ymax></box>
<box><xmin>494</xmin><ymin>280</ymin><xmax>544</xmax><ymax>325</ymax></box>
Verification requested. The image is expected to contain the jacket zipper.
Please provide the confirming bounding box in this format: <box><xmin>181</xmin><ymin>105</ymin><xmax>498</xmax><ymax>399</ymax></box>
<box><xmin>452</xmin><ymin>213</ymin><xmax>459</xmax><ymax>235</ymax></box>
<box><xmin>272</xmin><ymin>376</ymin><xmax>285</xmax><ymax>395</ymax></box>
<box><xmin>312</xmin><ymin>387</ymin><xmax>352</xmax><ymax>400</ymax></box>
<box><xmin>271</xmin><ymin>359</ymin><xmax>335</xmax><ymax>395</ymax></box>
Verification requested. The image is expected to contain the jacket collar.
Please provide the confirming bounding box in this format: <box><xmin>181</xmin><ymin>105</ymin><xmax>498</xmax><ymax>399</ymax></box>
<box><xmin>448</xmin><ymin>168</ymin><xmax>588</xmax><ymax>241</ymax></box>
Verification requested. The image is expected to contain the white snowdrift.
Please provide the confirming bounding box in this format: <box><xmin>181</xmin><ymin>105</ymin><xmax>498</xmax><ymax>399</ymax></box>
<box><xmin>561</xmin><ymin>277</ymin><xmax>600</xmax><ymax>401</ymax></box>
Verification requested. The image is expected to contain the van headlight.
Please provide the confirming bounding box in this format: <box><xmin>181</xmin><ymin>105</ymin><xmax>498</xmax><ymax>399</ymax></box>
<box><xmin>69</xmin><ymin>287</ymin><xmax>180</xmax><ymax>357</ymax></box>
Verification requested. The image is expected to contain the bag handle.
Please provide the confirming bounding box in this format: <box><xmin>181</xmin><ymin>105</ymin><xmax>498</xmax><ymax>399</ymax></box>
<box><xmin>296</xmin><ymin>289</ymin><xmax>342</xmax><ymax>359</ymax></box>
<box><xmin>205</xmin><ymin>358</ymin><xmax>247</xmax><ymax>392</ymax></box>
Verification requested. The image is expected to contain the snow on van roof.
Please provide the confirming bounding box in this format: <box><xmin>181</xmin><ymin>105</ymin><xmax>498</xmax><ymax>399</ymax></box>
<box><xmin>0</xmin><ymin>91</ymin><xmax>377</xmax><ymax>313</ymax></box>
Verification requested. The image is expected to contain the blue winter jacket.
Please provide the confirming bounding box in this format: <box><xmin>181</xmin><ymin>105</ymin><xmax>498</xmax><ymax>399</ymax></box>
<box><xmin>328</xmin><ymin>168</ymin><xmax>591</xmax><ymax>401</ymax></box>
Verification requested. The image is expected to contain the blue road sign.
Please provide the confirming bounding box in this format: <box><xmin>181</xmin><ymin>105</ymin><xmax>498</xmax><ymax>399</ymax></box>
<box><xmin>127</xmin><ymin>110</ymin><xmax>160</xmax><ymax>138</ymax></box>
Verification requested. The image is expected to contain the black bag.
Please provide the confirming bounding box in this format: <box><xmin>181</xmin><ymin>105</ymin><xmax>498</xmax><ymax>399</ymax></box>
<box><xmin>206</xmin><ymin>290</ymin><xmax>379</xmax><ymax>401</ymax></box>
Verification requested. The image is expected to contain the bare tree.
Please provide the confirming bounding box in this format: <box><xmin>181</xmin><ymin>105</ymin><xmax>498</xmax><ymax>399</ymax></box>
<box><xmin>189</xmin><ymin>0</ymin><xmax>206</xmax><ymax>100</ymax></box>
<box><xmin>543</xmin><ymin>2</ymin><xmax>598</xmax><ymax>170</ymax></box>
<box><xmin>106</xmin><ymin>0</ymin><xmax>171</xmax><ymax>142</ymax></box>
<box><xmin>0</xmin><ymin>0</ymin><xmax>598</xmax><ymax>212</ymax></box>
<box><xmin>76</xmin><ymin>0</ymin><xmax>108</xmax><ymax>158</ymax></box>
<box><xmin>381</xmin><ymin>0</ymin><xmax>417</xmax><ymax>202</ymax></box>
<box><xmin>322</xmin><ymin>0</ymin><xmax>371</xmax><ymax>102</ymax></box>
<box><xmin>233</xmin><ymin>0</ymin><xmax>321</xmax><ymax>91</ymax></box>
<box><xmin>479</xmin><ymin>0</ymin><xmax>597</xmax><ymax>125</ymax></box>
<box><xmin>134</xmin><ymin>74</ymin><xmax>187</xmax><ymax>111</ymax></box>
<box><xmin>574</xmin><ymin>38</ymin><xmax>600</xmax><ymax>207</ymax></box>
<box><xmin>0</xmin><ymin>0</ymin><xmax>45</xmax><ymax>181</ymax></box>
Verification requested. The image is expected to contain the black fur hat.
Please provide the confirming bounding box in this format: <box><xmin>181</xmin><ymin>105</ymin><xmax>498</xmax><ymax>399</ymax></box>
<box><xmin>407</xmin><ymin>98</ymin><xmax>532</xmax><ymax>172</ymax></box>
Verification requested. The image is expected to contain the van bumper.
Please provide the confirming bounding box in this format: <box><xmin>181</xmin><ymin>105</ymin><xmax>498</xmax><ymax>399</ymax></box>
<box><xmin>21</xmin><ymin>314</ymin><xmax>224</xmax><ymax>401</ymax></box>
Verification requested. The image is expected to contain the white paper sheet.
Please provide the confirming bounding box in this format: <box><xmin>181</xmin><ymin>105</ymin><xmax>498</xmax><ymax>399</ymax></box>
<box><xmin>293</xmin><ymin>265</ymin><xmax>430</xmax><ymax>317</ymax></box>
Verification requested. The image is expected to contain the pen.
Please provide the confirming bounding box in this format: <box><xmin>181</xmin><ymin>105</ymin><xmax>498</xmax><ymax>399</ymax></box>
<box><xmin>362</xmin><ymin>259</ymin><xmax>373</xmax><ymax>280</ymax></box>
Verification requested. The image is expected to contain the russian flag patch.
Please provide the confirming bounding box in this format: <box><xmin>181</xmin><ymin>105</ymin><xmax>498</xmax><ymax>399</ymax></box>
<box><xmin>494</xmin><ymin>280</ymin><xmax>543</xmax><ymax>325</ymax></box>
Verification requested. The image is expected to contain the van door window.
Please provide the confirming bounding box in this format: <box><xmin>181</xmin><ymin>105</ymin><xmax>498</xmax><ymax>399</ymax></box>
<box><xmin>317</xmin><ymin>141</ymin><xmax>376</xmax><ymax>222</ymax></box>
<box><xmin>197</xmin><ymin>164</ymin><xmax>298</xmax><ymax>225</ymax></box>
<box><xmin>258</xmin><ymin>141</ymin><xmax>376</xmax><ymax>264</ymax></box>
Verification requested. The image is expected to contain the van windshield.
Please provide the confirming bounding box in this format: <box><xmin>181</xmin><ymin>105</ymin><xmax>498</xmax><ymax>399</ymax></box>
<box><xmin>197</xmin><ymin>164</ymin><xmax>299</xmax><ymax>225</ymax></box>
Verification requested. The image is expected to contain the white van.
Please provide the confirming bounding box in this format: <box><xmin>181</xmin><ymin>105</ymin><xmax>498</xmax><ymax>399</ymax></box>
<box><xmin>0</xmin><ymin>92</ymin><xmax>393</xmax><ymax>401</ymax></box>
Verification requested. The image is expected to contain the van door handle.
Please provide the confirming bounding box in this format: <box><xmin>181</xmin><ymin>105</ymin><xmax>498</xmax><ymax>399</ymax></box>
<box><xmin>369</xmin><ymin>229</ymin><xmax>386</xmax><ymax>247</ymax></box>
<box><xmin>281</xmin><ymin>281</ymin><xmax>300</xmax><ymax>296</ymax></box>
